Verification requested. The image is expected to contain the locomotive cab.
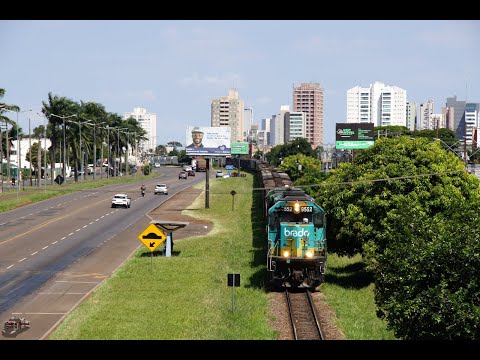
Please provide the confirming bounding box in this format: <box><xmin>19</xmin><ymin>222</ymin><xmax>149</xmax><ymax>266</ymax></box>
<box><xmin>266</xmin><ymin>189</ymin><xmax>327</xmax><ymax>290</ymax></box>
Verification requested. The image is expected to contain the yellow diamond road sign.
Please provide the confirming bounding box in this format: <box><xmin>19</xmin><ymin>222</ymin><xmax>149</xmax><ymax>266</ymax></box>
<box><xmin>138</xmin><ymin>223</ymin><xmax>166</xmax><ymax>252</ymax></box>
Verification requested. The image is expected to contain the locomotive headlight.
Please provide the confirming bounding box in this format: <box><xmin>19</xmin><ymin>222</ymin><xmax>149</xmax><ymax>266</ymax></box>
<box><xmin>283</xmin><ymin>251</ymin><xmax>290</xmax><ymax>258</ymax></box>
<box><xmin>305</xmin><ymin>251</ymin><xmax>313</xmax><ymax>258</ymax></box>
<box><xmin>293</xmin><ymin>201</ymin><xmax>300</xmax><ymax>214</ymax></box>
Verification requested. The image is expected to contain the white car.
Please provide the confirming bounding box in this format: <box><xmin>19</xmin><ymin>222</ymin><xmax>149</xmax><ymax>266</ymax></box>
<box><xmin>154</xmin><ymin>184</ymin><xmax>168</xmax><ymax>195</ymax></box>
<box><xmin>111</xmin><ymin>194</ymin><xmax>131</xmax><ymax>208</ymax></box>
<box><xmin>215</xmin><ymin>171</ymin><xmax>224</xmax><ymax>178</ymax></box>
<box><xmin>153</xmin><ymin>163</ymin><xmax>161</xmax><ymax>168</ymax></box>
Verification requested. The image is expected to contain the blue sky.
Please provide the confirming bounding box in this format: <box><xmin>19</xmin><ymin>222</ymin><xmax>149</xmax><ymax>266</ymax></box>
<box><xmin>1</xmin><ymin>20</ymin><xmax>479</xmax><ymax>146</ymax></box>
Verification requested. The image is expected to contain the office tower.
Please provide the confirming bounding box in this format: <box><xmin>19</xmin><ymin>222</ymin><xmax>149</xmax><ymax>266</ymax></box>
<box><xmin>293</xmin><ymin>82</ymin><xmax>324</xmax><ymax>148</ymax></box>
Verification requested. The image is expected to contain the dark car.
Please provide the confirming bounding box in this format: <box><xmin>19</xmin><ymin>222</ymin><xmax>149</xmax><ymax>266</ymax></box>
<box><xmin>179</xmin><ymin>171</ymin><xmax>187</xmax><ymax>179</ymax></box>
<box><xmin>187</xmin><ymin>169</ymin><xmax>195</xmax><ymax>176</ymax></box>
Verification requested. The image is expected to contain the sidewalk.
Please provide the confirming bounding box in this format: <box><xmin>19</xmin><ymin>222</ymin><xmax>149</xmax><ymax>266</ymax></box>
<box><xmin>147</xmin><ymin>187</ymin><xmax>213</xmax><ymax>241</ymax></box>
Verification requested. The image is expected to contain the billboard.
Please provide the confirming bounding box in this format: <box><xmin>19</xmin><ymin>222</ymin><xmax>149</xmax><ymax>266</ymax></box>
<box><xmin>185</xmin><ymin>126</ymin><xmax>231</xmax><ymax>156</ymax></box>
<box><xmin>335</xmin><ymin>123</ymin><xmax>375</xmax><ymax>149</ymax></box>
<box><xmin>230</xmin><ymin>142</ymin><xmax>249</xmax><ymax>155</ymax></box>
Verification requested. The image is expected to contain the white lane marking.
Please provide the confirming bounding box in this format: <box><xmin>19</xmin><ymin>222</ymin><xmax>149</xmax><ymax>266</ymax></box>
<box><xmin>95</xmin><ymin>219</ymin><xmax>99</xmax><ymax>222</ymax></box>
<box><xmin>68</xmin><ymin>233</ymin><xmax>74</xmax><ymax>236</ymax></box>
<box><xmin>7</xmin><ymin>265</ymin><xmax>14</xmax><ymax>269</ymax></box>
<box><xmin>61</xmin><ymin>236</ymin><xmax>66</xmax><ymax>240</ymax></box>
<box><xmin>100</xmin><ymin>216</ymin><xmax>104</xmax><ymax>218</ymax></box>
<box><xmin>83</xmin><ymin>225</ymin><xmax>88</xmax><ymax>228</ymax></box>
<box><xmin>52</xmin><ymin>241</ymin><xmax>58</xmax><ymax>244</ymax></box>
<box><xmin>42</xmin><ymin>246</ymin><xmax>48</xmax><ymax>250</ymax></box>
<box><xmin>76</xmin><ymin>229</ymin><xmax>81</xmax><ymax>232</ymax></box>
<box><xmin>89</xmin><ymin>222</ymin><xmax>94</xmax><ymax>225</ymax></box>
<box><xmin>31</xmin><ymin>251</ymin><xmax>38</xmax><ymax>256</ymax></box>
<box><xmin>19</xmin><ymin>258</ymin><xmax>27</xmax><ymax>262</ymax></box>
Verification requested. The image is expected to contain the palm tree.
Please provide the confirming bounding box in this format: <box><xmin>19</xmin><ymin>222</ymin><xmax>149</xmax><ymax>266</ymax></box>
<box><xmin>0</xmin><ymin>88</ymin><xmax>20</xmax><ymax>188</ymax></box>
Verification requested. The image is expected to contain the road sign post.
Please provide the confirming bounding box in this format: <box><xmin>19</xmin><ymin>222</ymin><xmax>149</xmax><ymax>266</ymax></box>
<box><xmin>148</xmin><ymin>220</ymin><xmax>189</xmax><ymax>258</ymax></box>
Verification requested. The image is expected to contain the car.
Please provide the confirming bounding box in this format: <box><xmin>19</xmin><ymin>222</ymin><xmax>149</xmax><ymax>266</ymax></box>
<box><xmin>215</xmin><ymin>171</ymin><xmax>224</xmax><ymax>178</ymax></box>
<box><xmin>153</xmin><ymin>163</ymin><xmax>161</xmax><ymax>168</ymax></box>
<box><xmin>179</xmin><ymin>171</ymin><xmax>187</xmax><ymax>179</ymax></box>
<box><xmin>111</xmin><ymin>193</ymin><xmax>131</xmax><ymax>208</ymax></box>
<box><xmin>154</xmin><ymin>184</ymin><xmax>168</xmax><ymax>195</ymax></box>
<box><xmin>187</xmin><ymin>169</ymin><xmax>195</xmax><ymax>176</ymax></box>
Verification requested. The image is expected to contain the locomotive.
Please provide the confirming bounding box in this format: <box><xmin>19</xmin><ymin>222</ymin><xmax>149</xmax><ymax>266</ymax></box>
<box><xmin>256</xmin><ymin>160</ymin><xmax>327</xmax><ymax>290</ymax></box>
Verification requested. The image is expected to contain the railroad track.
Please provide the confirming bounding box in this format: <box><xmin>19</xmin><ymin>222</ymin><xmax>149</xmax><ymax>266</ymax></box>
<box><xmin>286</xmin><ymin>289</ymin><xmax>325</xmax><ymax>340</ymax></box>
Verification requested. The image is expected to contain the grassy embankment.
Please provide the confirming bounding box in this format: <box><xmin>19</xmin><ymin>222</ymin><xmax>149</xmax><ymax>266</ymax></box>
<box><xmin>5</xmin><ymin>170</ymin><xmax>395</xmax><ymax>339</ymax></box>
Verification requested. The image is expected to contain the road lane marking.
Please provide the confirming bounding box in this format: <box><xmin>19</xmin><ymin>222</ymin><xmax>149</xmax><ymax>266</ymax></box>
<box><xmin>68</xmin><ymin>233</ymin><xmax>74</xmax><ymax>236</ymax></box>
<box><xmin>52</xmin><ymin>241</ymin><xmax>58</xmax><ymax>244</ymax></box>
<box><xmin>42</xmin><ymin>246</ymin><xmax>48</xmax><ymax>250</ymax></box>
<box><xmin>7</xmin><ymin>265</ymin><xmax>14</xmax><ymax>269</ymax></box>
<box><xmin>31</xmin><ymin>251</ymin><xmax>38</xmax><ymax>256</ymax></box>
<box><xmin>18</xmin><ymin>258</ymin><xmax>27</xmax><ymax>262</ymax></box>
<box><xmin>0</xmin><ymin>196</ymin><xmax>112</xmax><ymax>246</ymax></box>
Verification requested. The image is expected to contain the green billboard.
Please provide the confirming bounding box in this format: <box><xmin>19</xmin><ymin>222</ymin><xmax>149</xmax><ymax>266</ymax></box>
<box><xmin>335</xmin><ymin>123</ymin><xmax>374</xmax><ymax>149</ymax></box>
<box><xmin>230</xmin><ymin>142</ymin><xmax>249</xmax><ymax>155</ymax></box>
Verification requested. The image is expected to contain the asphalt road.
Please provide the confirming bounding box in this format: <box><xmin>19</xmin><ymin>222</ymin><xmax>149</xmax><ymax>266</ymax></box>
<box><xmin>0</xmin><ymin>167</ymin><xmax>206</xmax><ymax>340</ymax></box>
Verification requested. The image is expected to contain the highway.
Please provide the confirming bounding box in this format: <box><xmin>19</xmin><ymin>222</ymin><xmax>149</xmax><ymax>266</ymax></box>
<box><xmin>0</xmin><ymin>166</ymin><xmax>205</xmax><ymax>339</ymax></box>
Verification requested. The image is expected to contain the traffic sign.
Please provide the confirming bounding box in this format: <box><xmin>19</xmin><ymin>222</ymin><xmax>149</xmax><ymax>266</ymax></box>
<box><xmin>137</xmin><ymin>223</ymin><xmax>166</xmax><ymax>252</ymax></box>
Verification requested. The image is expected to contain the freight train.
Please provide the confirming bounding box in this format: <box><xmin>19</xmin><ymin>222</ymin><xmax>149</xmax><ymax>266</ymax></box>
<box><xmin>256</xmin><ymin>160</ymin><xmax>327</xmax><ymax>290</ymax></box>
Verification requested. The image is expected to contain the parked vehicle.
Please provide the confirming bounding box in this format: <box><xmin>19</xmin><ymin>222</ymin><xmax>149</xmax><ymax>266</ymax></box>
<box><xmin>153</xmin><ymin>163</ymin><xmax>161</xmax><ymax>168</ymax></box>
<box><xmin>215</xmin><ymin>171</ymin><xmax>224</xmax><ymax>178</ymax></box>
<box><xmin>111</xmin><ymin>194</ymin><xmax>131</xmax><ymax>208</ymax></box>
<box><xmin>187</xmin><ymin>170</ymin><xmax>195</xmax><ymax>176</ymax></box>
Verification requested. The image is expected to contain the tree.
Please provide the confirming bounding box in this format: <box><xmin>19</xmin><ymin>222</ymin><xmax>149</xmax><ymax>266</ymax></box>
<box><xmin>310</xmin><ymin>136</ymin><xmax>480</xmax><ymax>338</ymax></box>
<box><xmin>266</xmin><ymin>138</ymin><xmax>315</xmax><ymax>166</ymax></box>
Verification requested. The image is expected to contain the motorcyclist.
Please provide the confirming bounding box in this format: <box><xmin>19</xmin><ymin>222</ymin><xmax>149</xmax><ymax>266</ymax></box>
<box><xmin>141</xmin><ymin>184</ymin><xmax>146</xmax><ymax>196</ymax></box>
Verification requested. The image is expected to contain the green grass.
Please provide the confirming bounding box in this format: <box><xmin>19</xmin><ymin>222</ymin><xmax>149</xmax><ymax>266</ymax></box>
<box><xmin>321</xmin><ymin>254</ymin><xmax>397</xmax><ymax>340</ymax></box>
<box><xmin>4</xmin><ymin>168</ymin><xmax>396</xmax><ymax>339</ymax></box>
<box><xmin>49</xmin><ymin>172</ymin><xmax>277</xmax><ymax>340</ymax></box>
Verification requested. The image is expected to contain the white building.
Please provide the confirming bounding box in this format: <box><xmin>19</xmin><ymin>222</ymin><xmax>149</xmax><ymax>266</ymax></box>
<box><xmin>418</xmin><ymin>100</ymin><xmax>435</xmax><ymax>130</ymax></box>
<box><xmin>124</xmin><ymin>107</ymin><xmax>157</xmax><ymax>153</ymax></box>
<box><xmin>347</xmin><ymin>81</ymin><xmax>407</xmax><ymax>127</ymax></box>
<box><xmin>288</xmin><ymin>111</ymin><xmax>306</xmax><ymax>142</ymax></box>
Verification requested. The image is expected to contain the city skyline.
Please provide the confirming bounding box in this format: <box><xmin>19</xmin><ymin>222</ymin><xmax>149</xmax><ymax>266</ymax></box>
<box><xmin>1</xmin><ymin>20</ymin><xmax>479</xmax><ymax>147</ymax></box>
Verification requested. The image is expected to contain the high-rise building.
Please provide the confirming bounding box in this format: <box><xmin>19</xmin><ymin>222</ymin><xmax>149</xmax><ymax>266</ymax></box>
<box><xmin>211</xmin><ymin>89</ymin><xmax>245</xmax><ymax>142</ymax></box>
<box><xmin>271</xmin><ymin>105</ymin><xmax>290</xmax><ymax>146</ymax></box>
<box><xmin>465</xmin><ymin>103</ymin><xmax>480</xmax><ymax>145</ymax></box>
<box><xmin>293</xmin><ymin>83</ymin><xmax>324</xmax><ymax>148</ymax></box>
<box><xmin>124</xmin><ymin>107</ymin><xmax>157</xmax><ymax>153</ymax></box>
<box><xmin>288</xmin><ymin>111</ymin><xmax>306</xmax><ymax>142</ymax></box>
<box><xmin>243</xmin><ymin>107</ymin><xmax>253</xmax><ymax>141</ymax></box>
<box><xmin>406</xmin><ymin>101</ymin><xmax>417</xmax><ymax>131</ymax></box>
<box><xmin>418</xmin><ymin>100</ymin><xmax>435</xmax><ymax>130</ymax></box>
<box><xmin>446</xmin><ymin>96</ymin><xmax>467</xmax><ymax>139</ymax></box>
<box><xmin>346</xmin><ymin>81</ymin><xmax>407</xmax><ymax>127</ymax></box>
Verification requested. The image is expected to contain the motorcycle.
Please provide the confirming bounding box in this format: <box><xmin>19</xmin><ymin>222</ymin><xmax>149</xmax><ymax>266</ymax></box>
<box><xmin>141</xmin><ymin>187</ymin><xmax>146</xmax><ymax>197</ymax></box>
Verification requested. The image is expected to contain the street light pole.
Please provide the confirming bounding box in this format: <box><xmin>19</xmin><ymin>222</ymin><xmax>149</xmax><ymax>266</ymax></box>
<box><xmin>4</xmin><ymin>108</ymin><xmax>32</xmax><ymax>200</ymax></box>
<box><xmin>50</xmin><ymin>114</ymin><xmax>77</xmax><ymax>181</ymax></box>
<box><xmin>107</xmin><ymin>125</ymin><xmax>110</xmax><ymax>179</ymax></box>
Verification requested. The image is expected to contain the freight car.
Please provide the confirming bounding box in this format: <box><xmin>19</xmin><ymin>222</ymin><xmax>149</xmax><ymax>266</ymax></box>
<box><xmin>256</xmin><ymin>160</ymin><xmax>327</xmax><ymax>290</ymax></box>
